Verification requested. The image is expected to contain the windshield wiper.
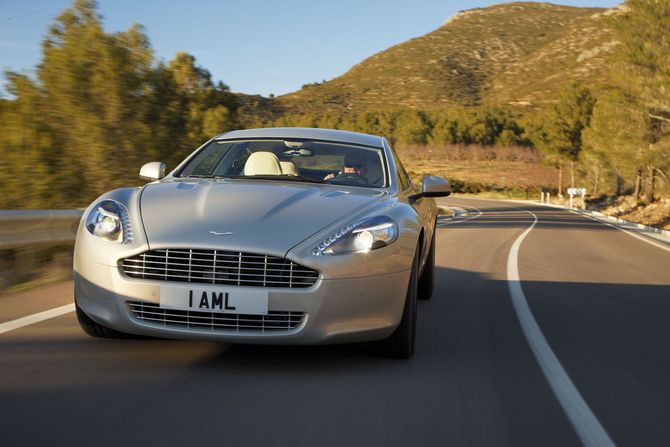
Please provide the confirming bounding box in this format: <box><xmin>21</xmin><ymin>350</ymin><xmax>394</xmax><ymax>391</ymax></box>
<box><xmin>183</xmin><ymin>174</ymin><xmax>226</xmax><ymax>179</ymax></box>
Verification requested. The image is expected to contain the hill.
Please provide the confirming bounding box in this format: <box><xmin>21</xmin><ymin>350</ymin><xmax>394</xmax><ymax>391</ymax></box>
<box><xmin>240</xmin><ymin>2</ymin><xmax>620</xmax><ymax>120</ymax></box>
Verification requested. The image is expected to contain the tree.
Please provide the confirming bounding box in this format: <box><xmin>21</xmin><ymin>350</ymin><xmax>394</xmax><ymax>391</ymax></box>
<box><xmin>609</xmin><ymin>0</ymin><xmax>670</xmax><ymax>202</ymax></box>
<box><xmin>393</xmin><ymin>110</ymin><xmax>430</xmax><ymax>146</ymax></box>
<box><xmin>583</xmin><ymin>86</ymin><xmax>656</xmax><ymax>200</ymax></box>
<box><xmin>531</xmin><ymin>82</ymin><xmax>595</xmax><ymax>195</ymax></box>
<box><xmin>0</xmin><ymin>74</ymin><xmax>55</xmax><ymax>208</ymax></box>
<box><xmin>428</xmin><ymin>111</ymin><xmax>457</xmax><ymax>145</ymax></box>
<box><xmin>37</xmin><ymin>0</ymin><xmax>159</xmax><ymax>197</ymax></box>
<box><xmin>0</xmin><ymin>0</ymin><xmax>240</xmax><ymax>209</ymax></box>
<box><xmin>168</xmin><ymin>52</ymin><xmax>239</xmax><ymax>151</ymax></box>
<box><xmin>583</xmin><ymin>0</ymin><xmax>670</xmax><ymax>202</ymax></box>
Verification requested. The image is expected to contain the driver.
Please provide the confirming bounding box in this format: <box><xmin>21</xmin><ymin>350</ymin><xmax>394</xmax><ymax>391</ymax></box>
<box><xmin>324</xmin><ymin>153</ymin><xmax>368</xmax><ymax>181</ymax></box>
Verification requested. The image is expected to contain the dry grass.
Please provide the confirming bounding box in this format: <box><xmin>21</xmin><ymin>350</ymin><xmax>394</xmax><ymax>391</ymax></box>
<box><xmin>397</xmin><ymin>144</ymin><xmax>557</xmax><ymax>194</ymax></box>
<box><xmin>398</xmin><ymin>144</ymin><xmax>541</xmax><ymax>162</ymax></box>
<box><xmin>588</xmin><ymin>196</ymin><xmax>670</xmax><ymax>231</ymax></box>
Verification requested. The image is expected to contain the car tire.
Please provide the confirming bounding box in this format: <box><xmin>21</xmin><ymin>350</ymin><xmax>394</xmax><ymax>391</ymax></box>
<box><xmin>372</xmin><ymin>243</ymin><xmax>418</xmax><ymax>359</ymax></box>
<box><xmin>76</xmin><ymin>302</ymin><xmax>130</xmax><ymax>339</ymax></box>
<box><xmin>418</xmin><ymin>229</ymin><xmax>435</xmax><ymax>300</ymax></box>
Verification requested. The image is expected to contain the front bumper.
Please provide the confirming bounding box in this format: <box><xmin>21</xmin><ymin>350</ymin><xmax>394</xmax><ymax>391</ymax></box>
<box><xmin>74</xmin><ymin>258</ymin><xmax>411</xmax><ymax>345</ymax></box>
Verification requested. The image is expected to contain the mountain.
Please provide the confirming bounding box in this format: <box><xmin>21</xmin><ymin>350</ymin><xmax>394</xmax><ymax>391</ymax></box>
<box><xmin>240</xmin><ymin>2</ymin><xmax>620</xmax><ymax>120</ymax></box>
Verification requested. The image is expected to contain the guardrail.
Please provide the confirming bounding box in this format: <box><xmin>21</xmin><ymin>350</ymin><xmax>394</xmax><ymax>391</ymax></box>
<box><xmin>0</xmin><ymin>210</ymin><xmax>83</xmax><ymax>250</ymax></box>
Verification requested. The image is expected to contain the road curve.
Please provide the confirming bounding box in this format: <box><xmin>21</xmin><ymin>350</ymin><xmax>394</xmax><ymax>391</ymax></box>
<box><xmin>1</xmin><ymin>198</ymin><xmax>669</xmax><ymax>447</ymax></box>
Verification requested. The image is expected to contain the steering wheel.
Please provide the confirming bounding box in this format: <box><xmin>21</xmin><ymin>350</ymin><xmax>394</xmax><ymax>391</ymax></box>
<box><xmin>330</xmin><ymin>172</ymin><xmax>369</xmax><ymax>185</ymax></box>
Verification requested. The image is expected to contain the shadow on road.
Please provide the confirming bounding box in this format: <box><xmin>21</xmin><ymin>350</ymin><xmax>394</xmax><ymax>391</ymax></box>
<box><xmin>1</xmin><ymin>266</ymin><xmax>670</xmax><ymax>446</ymax></box>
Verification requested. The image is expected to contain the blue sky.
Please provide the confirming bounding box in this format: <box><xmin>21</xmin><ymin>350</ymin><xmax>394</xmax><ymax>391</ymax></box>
<box><xmin>1</xmin><ymin>0</ymin><xmax>619</xmax><ymax>97</ymax></box>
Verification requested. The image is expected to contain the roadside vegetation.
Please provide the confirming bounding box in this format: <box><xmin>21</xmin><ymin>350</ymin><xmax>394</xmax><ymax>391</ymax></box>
<box><xmin>0</xmin><ymin>0</ymin><xmax>240</xmax><ymax>209</ymax></box>
<box><xmin>0</xmin><ymin>0</ymin><xmax>668</xmax><ymax>227</ymax></box>
<box><xmin>396</xmin><ymin>144</ymin><xmax>555</xmax><ymax>197</ymax></box>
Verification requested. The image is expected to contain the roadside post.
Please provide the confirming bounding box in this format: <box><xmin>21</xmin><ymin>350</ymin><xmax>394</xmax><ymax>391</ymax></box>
<box><xmin>567</xmin><ymin>188</ymin><xmax>586</xmax><ymax>209</ymax></box>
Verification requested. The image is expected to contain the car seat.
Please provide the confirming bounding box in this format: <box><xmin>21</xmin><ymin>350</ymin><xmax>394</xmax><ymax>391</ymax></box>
<box><xmin>279</xmin><ymin>161</ymin><xmax>299</xmax><ymax>176</ymax></box>
<box><xmin>244</xmin><ymin>152</ymin><xmax>283</xmax><ymax>176</ymax></box>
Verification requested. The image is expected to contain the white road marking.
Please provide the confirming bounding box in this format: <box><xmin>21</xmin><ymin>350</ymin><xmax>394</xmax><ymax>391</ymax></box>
<box><xmin>569</xmin><ymin>209</ymin><xmax>670</xmax><ymax>254</ymax></box>
<box><xmin>507</xmin><ymin>207</ymin><xmax>615</xmax><ymax>447</ymax></box>
<box><xmin>437</xmin><ymin>206</ymin><xmax>483</xmax><ymax>227</ymax></box>
<box><xmin>0</xmin><ymin>303</ymin><xmax>75</xmax><ymax>335</ymax></box>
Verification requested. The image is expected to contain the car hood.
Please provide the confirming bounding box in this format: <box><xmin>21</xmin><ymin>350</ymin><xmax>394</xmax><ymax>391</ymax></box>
<box><xmin>139</xmin><ymin>179</ymin><xmax>383</xmax><ymax>256</ymax></box>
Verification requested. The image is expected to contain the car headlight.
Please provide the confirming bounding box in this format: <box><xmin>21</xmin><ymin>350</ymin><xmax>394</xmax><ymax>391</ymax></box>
<box><xmin>312</xmin><ymin>216</ymin><xmax>397</xmax><ymax>256</ymax></box>
<box><xmin>85</xmin><ymin>200</ymin><xmax>133</xmax><ymax>244</ymax></box>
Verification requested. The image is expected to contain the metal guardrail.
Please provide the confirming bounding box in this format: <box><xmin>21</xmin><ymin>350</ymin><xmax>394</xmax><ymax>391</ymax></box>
<box><xmin>0</xmin><ymin>210</ymin><xmax>83</xmax><ymax>250</ymax></box>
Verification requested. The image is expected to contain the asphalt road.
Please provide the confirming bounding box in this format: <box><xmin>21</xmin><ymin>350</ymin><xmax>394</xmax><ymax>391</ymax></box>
<box><xmin>1</xmin><ymin>198</ymin><xmax>669</xmax><ymax>447</ymax></box>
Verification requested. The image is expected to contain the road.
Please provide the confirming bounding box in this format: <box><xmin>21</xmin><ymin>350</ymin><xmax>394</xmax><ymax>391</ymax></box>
<box><xmin>1</xmin><ymin>198</ymin><xmax>669</xmax><ymax>447</ymax></box>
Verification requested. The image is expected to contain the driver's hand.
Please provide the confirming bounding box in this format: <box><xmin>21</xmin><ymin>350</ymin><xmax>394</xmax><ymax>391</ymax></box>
<box><xmin>324</xmin><ymin>173</ymin><xmax>336</xmax><ymax>180</ymax></box>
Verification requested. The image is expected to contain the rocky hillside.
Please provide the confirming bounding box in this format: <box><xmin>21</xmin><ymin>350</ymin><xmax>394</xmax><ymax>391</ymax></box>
<box><xmin>243</xmin><ymin>2</ymin><xmax>620</xmax><ymax>119</ymax></box>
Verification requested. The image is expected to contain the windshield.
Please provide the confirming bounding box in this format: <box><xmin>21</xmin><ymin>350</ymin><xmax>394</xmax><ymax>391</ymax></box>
<box><xmin>176</xmin><ymin>139</ymin><xmax>387</xmax><ymax>188</ymax></box>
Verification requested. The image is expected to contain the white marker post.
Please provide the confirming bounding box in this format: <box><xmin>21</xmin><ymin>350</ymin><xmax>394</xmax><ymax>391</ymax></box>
<box><xmin>567</xmin><ymin>188</ymin><xmax>586</xmax><ymax>209</ymax></box>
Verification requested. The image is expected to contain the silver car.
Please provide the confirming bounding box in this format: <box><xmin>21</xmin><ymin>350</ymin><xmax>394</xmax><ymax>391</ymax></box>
<box><xmin>74</xmin><ymin>127</ymin><xmax>450</xmax><ymax>358</ymax></box>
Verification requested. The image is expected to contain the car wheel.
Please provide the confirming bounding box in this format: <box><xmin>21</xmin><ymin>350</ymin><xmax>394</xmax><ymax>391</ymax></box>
<box><xmin>76</xmin><ymin>302</ymin><xmax>130</xmax><ymax>339</ymax></box>
<box><xmin>372</xmin><ymin>243</ymin><xmax>418</xmax><ymax>359</ymax></box>
<box><xmin>418</xmin><ymin>229</ymin><xmax>435</xmax><ymax>300</ymax></box>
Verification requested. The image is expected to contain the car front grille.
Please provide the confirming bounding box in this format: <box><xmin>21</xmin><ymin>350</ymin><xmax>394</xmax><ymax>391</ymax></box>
<box><xmin>121</xmin><ymin>249</ymin><xmax>318</xmax><ymax>288</ymax></box>
<box><xmin>128</xmin><ymin>302</ymin><xmax>305</xmax><ymax>333</ymax></box>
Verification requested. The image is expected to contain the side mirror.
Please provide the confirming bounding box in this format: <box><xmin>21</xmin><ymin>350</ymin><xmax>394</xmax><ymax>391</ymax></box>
<box><xmin>409</xmin><ymin>176</ymin><xmax>451</xmax><ymax>203</ymax></box>
<box><xmin>139</xmin><ymin>162</ymin><xmax>166</xmax><ymax>181</ymax></box>
<box><xmin>422</xmin><ymin>175</ymin><xmax>451</xmax><ymax>197</ymax></box>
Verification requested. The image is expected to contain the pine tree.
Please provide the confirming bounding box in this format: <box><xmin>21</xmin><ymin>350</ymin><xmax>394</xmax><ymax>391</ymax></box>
<box><xmin>611</xmin><ymin>0</ymin><xmax>670</xmax><ymax>201</ymax></box>
<box><xmin>393</xmin><ymin>110</ymin><xmax>431</xmax><ymax>146</ymax></box>
<box><xmin>531</xmin><ymin>82</ymin><xmax>595</xmax><ymax>195</ymax></box>
<box><xmin>0</xmin><ymin>74</ymin><xmax>54</xmax><ymax>208</ymax></box>
<box><xmin>583</xmin><ymin>0</ymin><xmax>670</xmax><ymax>202</ymax></box>
<box><xmin>0</xmin><ymin>0</ymin><xmax>240</xmax><ymax>208</ymax></box>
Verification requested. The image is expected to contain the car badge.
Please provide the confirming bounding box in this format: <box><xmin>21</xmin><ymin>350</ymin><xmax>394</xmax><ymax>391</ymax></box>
<box><xmin>209</xmin><ymin>231</ymin><xmax>234</xmax><ymax>236</ymax></box>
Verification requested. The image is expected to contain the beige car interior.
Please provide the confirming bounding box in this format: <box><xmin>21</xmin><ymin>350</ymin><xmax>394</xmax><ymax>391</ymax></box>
<box><xmin>279</xmin><ymin>161</ymin><xmax>298</xmax><ymax>176</ymax></box>
<box><xmin>243</xmin><ymin>152</ymin><xmax>283</xmax><ymax>176</ymax></box>
<box><xmin>243</xmin><ymin>150</ymin><xmax>382</xmax><ymax>184</ymax></box>
<box><xmin>244</xmin><ymin>151</ymin><xmax>301</xmax><ymax>176</ymax></box>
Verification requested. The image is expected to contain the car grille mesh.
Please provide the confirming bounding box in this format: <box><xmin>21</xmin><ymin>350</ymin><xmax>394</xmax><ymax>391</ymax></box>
<box><xmin>128</xmin><ymin>302</ymin><xmax>305</xmax><ymax>333</ymax></box>
<box><xmin>121</xmin><ymin>249</ymin><xmax>318</xmax><ymax>288</ymax></box>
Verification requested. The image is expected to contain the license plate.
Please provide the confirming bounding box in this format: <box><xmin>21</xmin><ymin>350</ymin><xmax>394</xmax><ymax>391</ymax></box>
<box><xmin>160</xmin><ymin>284</ymin><xmax>268</xmax><ymax>315</ymax></box>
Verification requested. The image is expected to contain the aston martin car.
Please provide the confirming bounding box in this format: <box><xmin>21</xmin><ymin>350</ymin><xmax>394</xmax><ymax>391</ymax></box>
<box><xmin>73</xmin><ymin>127</ymin><xmax>451</xmax><ymax>358</ymax></box>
